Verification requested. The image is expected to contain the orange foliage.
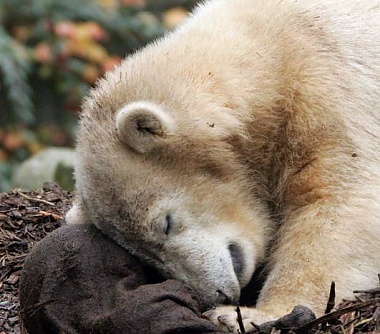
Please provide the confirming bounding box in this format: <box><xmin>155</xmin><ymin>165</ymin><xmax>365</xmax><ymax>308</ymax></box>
<box><xmin>33</xmin><ymin>43</ymin><xmax>53</xmax><ymax>63</ymax></box>
<box><xmin>162</xmin><ymin>7</ymin><xmax>188</xmax><ymax>29</ymax></box>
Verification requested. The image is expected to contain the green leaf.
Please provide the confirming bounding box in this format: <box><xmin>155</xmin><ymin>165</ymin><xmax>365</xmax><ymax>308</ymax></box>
<box><xmin>0</xmin><ymin>27</ymin><xmax>34</xmax><ymax>124</ymax></box>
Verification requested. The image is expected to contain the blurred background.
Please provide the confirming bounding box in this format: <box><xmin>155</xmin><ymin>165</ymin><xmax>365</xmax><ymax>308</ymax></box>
<box><xmin>0</xmin><ymin>0</ymin><xmax>199</xmax><ymax>192</ymax></box>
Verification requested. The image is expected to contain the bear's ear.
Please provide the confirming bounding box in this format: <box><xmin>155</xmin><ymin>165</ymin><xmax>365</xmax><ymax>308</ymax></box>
<box><xmin>115</xmin><ymin>101</ymin><xmax>175</xmax><ymax>153</ymax></box>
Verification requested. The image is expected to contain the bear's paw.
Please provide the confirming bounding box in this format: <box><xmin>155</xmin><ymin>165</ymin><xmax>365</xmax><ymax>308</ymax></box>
<box><xmin>203</xmin><ymin>305</ymin><xmax>315</xmax><ymax>333</ymax></box>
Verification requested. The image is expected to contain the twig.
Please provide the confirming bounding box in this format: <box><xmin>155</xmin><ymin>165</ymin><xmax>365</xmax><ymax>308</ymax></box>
<box><xmin>35</xmin><ymin>210</ymin><xmax>63</xmax><ymax>220</ymax></box>
<box><xmin>235</xmin><ymin>303</ymin><xmax>246</xmax><ymax>334</ymax></box>
<box><xmin>321</xmin><ymin>281</ymin><xmax>336</xmax><ymax>331</ymax></box>
<box><xmin>294</xmin><ymin>298</ymin><xmax>380</xmax><ymax>333</ymax></box>
<box><xmin>250</xmin><ymin>321</ymin><xmax>261</xmax><ymax>333</ymax></box>
<box><xmin>325</xmin><ymin>281</ymin><xmax>336</xmax><ymax>314</ymax></box>
<box><xmin>17</xmin><ymin>191</ymin><xmax>55</xmax><ymax>206</ymax></box>
<box><xmin>353</xmin><ymin>287</ymin><xmax>380</xmax><ymax>294</ymax></box>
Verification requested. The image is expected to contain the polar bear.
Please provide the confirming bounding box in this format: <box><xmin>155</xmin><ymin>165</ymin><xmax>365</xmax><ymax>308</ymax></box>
<box><xmin>67</xmin><ymin>0</ymin><xmax>380</xmax><ymax>332</ymax></box>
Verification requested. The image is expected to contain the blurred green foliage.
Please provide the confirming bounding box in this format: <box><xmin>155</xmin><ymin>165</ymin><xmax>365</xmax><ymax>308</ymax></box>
<box><xmin>0</xmin><ymin>0</ymin><xmax>166</xmax><ymax>127</ymax></box>
<box><xmin>0</xmin><ymin>0</ymin><xmax>195</xmax><ymax>191</ymax></box>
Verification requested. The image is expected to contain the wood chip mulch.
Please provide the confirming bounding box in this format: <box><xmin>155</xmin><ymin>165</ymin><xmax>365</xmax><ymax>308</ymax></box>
<box><xmin>0</xmin><ymin>182</ymin><xmax>379</xmax><ymax>334</ymax></box>
<box><xmin>0</xmin><ymin>182</ymin><xmax>73</xmax><ymax>334</ymax></box>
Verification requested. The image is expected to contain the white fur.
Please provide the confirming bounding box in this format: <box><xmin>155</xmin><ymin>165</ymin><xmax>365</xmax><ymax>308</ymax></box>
<box><xmin>115</xmin><ymin>101</ymin><xmax>175</xmax><ymax>153</ymax></box>
<box><xmin>68</xmin><ymin>0</ymin><xmax>380</xmax><ymax>332</ymax></box>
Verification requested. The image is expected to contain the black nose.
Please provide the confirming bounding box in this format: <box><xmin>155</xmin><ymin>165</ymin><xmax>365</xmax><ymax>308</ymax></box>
<box><xmin>216</xmin><ymin>290</ymin><xmax>231</xmax><ymax>304</ymax></box>
<box><xmin>228</xmin><ymin>243</ymin><xmax>244</xmax><ymax>278</ymax></box>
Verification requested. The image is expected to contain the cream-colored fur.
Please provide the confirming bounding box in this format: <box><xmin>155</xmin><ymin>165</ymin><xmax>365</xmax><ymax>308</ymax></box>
<box><xmin>67</xmin><ymin>0</ymin><xmax>380</xmax><ymax>332</ymax></box>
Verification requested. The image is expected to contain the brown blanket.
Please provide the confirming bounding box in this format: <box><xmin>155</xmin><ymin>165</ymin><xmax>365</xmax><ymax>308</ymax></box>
<box><xmin>19</xmin><ymin>224</ymin><xmax>224</xmax><ymax>334</ymax></box>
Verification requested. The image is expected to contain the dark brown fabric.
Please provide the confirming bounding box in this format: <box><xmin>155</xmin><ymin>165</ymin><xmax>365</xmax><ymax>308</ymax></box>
<box><xmin>19</xmin><ymin>224</ymin><xmax>224</xmax><ymax>334</ymax></box>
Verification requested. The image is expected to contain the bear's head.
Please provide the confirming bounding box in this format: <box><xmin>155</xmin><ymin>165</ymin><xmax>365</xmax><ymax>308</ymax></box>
<box><xmin>70</xmin><ymin>42</ymin><xmax>271</xmax><ymax>306</ymax></box>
